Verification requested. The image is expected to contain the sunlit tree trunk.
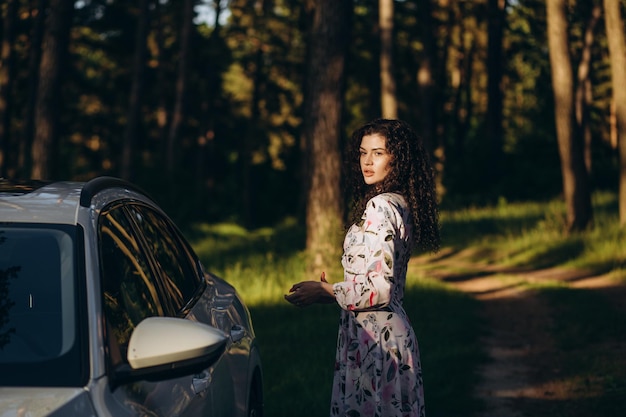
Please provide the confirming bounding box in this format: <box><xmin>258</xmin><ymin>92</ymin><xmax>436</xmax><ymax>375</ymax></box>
<box><xmin>546</xmin><ymin>0</ymin><xmax>592</xmax><ymax>232</ymax></box>
<box><xmin>304</xmin><ymin>0</ymin><xmax>351</xmax><ymax>271</ymax></box>
<box><xmin>298</xmin><ymin>1</ymin><xmax>315</xmax><ymax>223</ymax></box>
<box><xmin>379</xmin><ymin>0</ymin><xmax>397</xmax><ymax>119</ymax></box>
<box><xmin>0</xmin><ymin>0</ymin><xmax>18</xmax><ymax>178</ymax></box>
<box><xmin>575</xmin><ymin>3</ymin><xmax>600</xmax><ymax>174</ymax></box>
<box><xmin>21</xmin><ymin>0</ymin><xmax>47</xmax><ymax>178</ymax></box>
<box><xmin>121</xmin><ymin>0</ymin><xmax>150</xmax><ymax>181</ymax></box>
<box><xmin>603</xmin><ymin>0</ymin><xmax>626</xmax><ymax>225</ymax></box>
<box><xmin>31</xmin><ymin>0</ymin><xmax>73</xmax><ymax>180</ymax></box>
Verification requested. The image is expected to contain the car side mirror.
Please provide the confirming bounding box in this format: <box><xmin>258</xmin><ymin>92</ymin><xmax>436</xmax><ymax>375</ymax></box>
<box><xmin>111</xmin><ymin>317</ymin><xmax>227</xmax><ymax>388</ymax></box>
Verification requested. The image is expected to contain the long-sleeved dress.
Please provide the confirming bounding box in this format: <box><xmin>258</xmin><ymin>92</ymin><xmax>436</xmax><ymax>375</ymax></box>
<box><xmin>331</xmin><ymin>192</ymin><xmax>425</xmax><ymax>417</ymax></box>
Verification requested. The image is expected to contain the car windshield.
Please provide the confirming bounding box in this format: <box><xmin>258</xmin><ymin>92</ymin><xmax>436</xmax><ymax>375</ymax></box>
<box><xmin>0</xmin><ymin>224</ymin><xmax>87</xmax><ymax>387</ymax></box>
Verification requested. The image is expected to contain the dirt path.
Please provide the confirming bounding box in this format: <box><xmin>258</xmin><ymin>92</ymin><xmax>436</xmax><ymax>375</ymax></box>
<box><xmin>411</xmin><ymin>249</ymin><xmax>625</xmax><ymax>416</ymax></box>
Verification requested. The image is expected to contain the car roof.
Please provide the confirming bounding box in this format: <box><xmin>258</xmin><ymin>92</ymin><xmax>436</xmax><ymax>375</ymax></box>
<box><xmin>0</xmin><ymin>177</ymin><xmax>151</xmax><ymax>225</ymax></box>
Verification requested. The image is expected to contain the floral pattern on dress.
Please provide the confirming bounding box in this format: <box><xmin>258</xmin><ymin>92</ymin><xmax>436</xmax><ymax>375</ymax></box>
<box><xmin>331</xmin><ymin>193</ymin><xmax>425</xmax><ymax>417</ymax></box>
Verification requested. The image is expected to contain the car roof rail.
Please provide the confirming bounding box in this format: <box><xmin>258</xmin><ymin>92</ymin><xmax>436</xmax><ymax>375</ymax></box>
<box><xmin>80</xmin><ymin>176</ymin><xmax>153</xmax><ymax>207</ymax></box>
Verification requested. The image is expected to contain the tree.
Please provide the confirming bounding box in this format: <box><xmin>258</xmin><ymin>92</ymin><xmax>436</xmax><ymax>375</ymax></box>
<box><xmin>21</xmin><ymin>0</ymin><xmax>47</xmax><ymax>178</ymax></box>
<box><xmin>415</xmin><ymin>0</ymin><xmax>437</xmax><ymax>155</ymax></box>
<box><xmin>121</xmin><ymin>0</ymin><xmax>150</xmax><ymax>182</ymax></box>
<box><xmin>31</xmin><ymin>0</ymin><xmax>74</xmax><ymax>179</ymax></box>
<box><xmin>240</xmin><ymin>0</ymin><xmax>272</xmax><ymax>228</ymax></box>
<box><xmin>303</xmin><ymin>0</ymin><xmax>352</xmax><ymax>271</ymax></box>
<box><xmin>166</xmin><ymin>0</ymin><xmax>194</xmax><ymax>176</ymax></box>
<box><xmin>603</xmin><ymin>0</ymin><xmax>626</xmax><ymax>225</ymax></box>
<box><xmin>193</xmin><ymin>0</ymin><xmax>226</xmax><ymax>219</ymax></box>
<box><xmin>379</xmin><ymin>0</ymin><xmax>397</xmax><ymax>119</ymax></box>
<box><xmin>575</xmin><ymin>3</ymin><xmax>600</xmax><ymax>173</ymax></box>
<box><xmin>486</xmin><ymin>0</ymin><xmax>505</xmax><ymax>179</ymax></box>
<box><xmin>0</xmin><ymin>0</ymin><xmax>18</xmax><ymax>178</ymax></box>
<box><xmin>546</xmin><ymin>0</ymin><xmax>592</xmax><ymax>231</ymax></box>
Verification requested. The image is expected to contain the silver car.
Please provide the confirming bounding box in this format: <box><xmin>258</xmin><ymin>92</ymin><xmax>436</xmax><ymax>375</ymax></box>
<box><xmin>0</xmin><ymin>177</ymin><xmax>263</xmax><ymax>417</ymax></box>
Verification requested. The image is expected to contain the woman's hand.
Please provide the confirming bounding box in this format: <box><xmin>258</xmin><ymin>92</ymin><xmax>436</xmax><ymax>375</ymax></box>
<box><xmin>285</xmin><ymin>272</ymin><xmax>335</xmax><ymax>307</ymax></box>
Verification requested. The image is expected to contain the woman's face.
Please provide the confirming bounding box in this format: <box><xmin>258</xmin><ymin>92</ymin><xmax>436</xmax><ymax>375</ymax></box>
<box><xmin>360</xmin><ymin>134</ymin><xmax>392</xmax><ymax>186</ymax></box>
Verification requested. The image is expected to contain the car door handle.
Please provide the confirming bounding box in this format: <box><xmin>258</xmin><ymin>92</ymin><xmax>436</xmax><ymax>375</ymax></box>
<box><xmin>230</xmin><ymin>325</ymin><xmax>246</xmax><ymax>343</ymax></box>
<box><xmin>192</xmin><ymin>370</ymin><xmax>211</xmax><ymax>395</ymax></box>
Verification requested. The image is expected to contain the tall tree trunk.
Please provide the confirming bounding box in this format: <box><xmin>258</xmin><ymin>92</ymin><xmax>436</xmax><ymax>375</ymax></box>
<box><xmin>166</xmin><ymin>0</ymin><xmax>194</xmax><ymax>176</ymax></box>
<box><xmin>0</xmin><ymin>0</ymin><xmax>18</xmax><ymax>178</ymax></box>
<box><xmin>486</xmin><ymin>0</ymin><xmax>505</xmax><ymax>179</ymax></box>
<box><xmin>31</xmin><ymin>0</ymin><xmax>73</xmax><ymax>180</ymax></box>
<box><xmin>241</xmin><ymin>0</ymin><xmax>271</xmax><ymax>228</ymax></box>
<box><xmin>575</xmin><ymin>3</ymin><xmax>600</xmax><ymax>174</ymax></box>
<box><xmin>21</xmin><ymin>0</ymin><xmax>47</xmax><ymax>178</ymax></box>
<box><xmin>155</xmin><ymin>1</ymin><xmax>169</xmax><ymax>156</ymax></box>
<box><xmin>304</xmin><ymin>0</ymin><xmax>351</xmax><ymax>271</ymax></box>
<box><xmin>298</xmin><ymin>1</ymin><xmax>315</xmax><ymax>224</ymax></box>
<box><xmin>194</xmin><ymin>0</ymin><xmax>224</xmax><ymax>217</ymax></box>
<box><xmin>450</xmin><ymin>2</ymin><xmax>473</xmax><ymax>159</ymax></box>
<box><xmin>379</xmin><ymin>0</ymin><xmax>397</xmax><ymax>119</ymax></box>
<box><xmin>121</xmin><ymin>0</ymin><xmax>150</xmax><ymax>181</ymax></box>
<box><xmin>436</xmin><ymin>0</ymin><xmax>455</xmax><ymax>166</ymax></box>
<box><xmin>546</xmin><ymin>0</ymin><xmax>592</xmax><ymax>232</ymax></box>
<box><xmin>603</xmin><ymin>0</ymin><xmax>626</xmax><ymax>225</ymax></box>
<box><xmin>416</xmin><ymin>0</ymin><xmax>436</xmax><ymax>155</ymax></box>
<box><xmin>453</xmin><ymin>31</ymin><xmax>476</xmax><ymax>159</ymax></box>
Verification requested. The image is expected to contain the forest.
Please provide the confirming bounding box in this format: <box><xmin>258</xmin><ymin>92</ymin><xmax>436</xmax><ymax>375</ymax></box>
<box><xmin>0</xmin><ymin>0</ymin><xmax>625</xmax><ymax>255</ymax></box>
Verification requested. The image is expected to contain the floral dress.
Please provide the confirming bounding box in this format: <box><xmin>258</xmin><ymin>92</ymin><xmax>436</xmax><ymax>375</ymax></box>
<box><xmin>331</xmin><ymin>192</ymin><xmax>425</xmax><ymax>417</ymax></box>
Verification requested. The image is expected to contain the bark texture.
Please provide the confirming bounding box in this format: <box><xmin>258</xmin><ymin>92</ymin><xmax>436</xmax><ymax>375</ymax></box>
<box><xmin>546</xmin><ymin>0</ymin><xmax>592</xmax><ymax>232</ymax></box>
<box><xmin>304</xmin><ymin>0</ymin><xmax>352</xmax><ymax>271</ymax></box>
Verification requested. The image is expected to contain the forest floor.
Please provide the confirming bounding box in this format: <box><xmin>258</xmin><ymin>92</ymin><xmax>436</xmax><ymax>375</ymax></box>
<box><xmin>411</xmin><ymin>248</ymin><xmax>626</xmax><ymax>417</ymax></box>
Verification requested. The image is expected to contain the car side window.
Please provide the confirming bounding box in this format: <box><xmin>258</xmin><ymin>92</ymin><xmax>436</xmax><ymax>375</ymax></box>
<box><xmin>98</xmin><ymin>204</ymin><xmax>165</xmax><ymax>366</ymax></box>
<box><xmin>126</xmin><ymin>204</ymin><xmax>201</xmax><ymax>315</ymax></box>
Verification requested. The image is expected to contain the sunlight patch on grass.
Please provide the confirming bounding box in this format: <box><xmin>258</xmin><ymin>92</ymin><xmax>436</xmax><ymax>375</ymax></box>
<box><xmin>209</xmin><ymin>251</ymin><xmax>309</xmax><ymax>306</ymax></box>
<box><xmin>439</xmin><ymin>192</ymin><xmax>626</xmax><ymax>275</ymax></box>
<box><xmin>523</xmin><ymin>280</ymin><xmax>570</xmax><ymax>290</ymax></box>
<box><xmin>196</xmin><ymin>222</ymin><xmax>250</xmax><ymax>236</ymax></box>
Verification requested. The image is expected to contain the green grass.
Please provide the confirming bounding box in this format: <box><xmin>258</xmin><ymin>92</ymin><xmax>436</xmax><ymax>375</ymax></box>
<box><xmin>188</xmin><ymin>191</ymin><xmax>626</xmax><ymax>416</ymax></box>
<box><xmin>440</xmin><ymin>191</ymin><xmax>626</xmax><ymax>277</ymax></box>
<box><xmin>189</xmin><ymin>221</ymin><xmax>486</xmax><ymax>416</ymax></box>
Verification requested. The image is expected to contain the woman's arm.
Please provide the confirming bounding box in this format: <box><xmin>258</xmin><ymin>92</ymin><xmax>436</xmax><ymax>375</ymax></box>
<box><xmin>333</xmin><ymin>196</ymin><xmax>402</xmax><ymax>311</ymax></box>
<box><xmin>284</xmin><ymin>272</ymin><xmax>336</xmax><ymax>307</ymax></box>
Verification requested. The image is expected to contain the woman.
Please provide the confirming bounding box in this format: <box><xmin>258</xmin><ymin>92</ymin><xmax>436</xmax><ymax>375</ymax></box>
<box><xmin>285</xmin><ymin>118</ymin><xmax>440</xmax><ymax>417</ymax></box>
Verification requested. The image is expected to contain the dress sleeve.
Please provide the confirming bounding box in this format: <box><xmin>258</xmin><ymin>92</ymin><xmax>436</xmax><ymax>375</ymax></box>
<box><xmin>333</xmin><ymin>196</ymin><xmax>402</xmax><ymax>311</ymax></box>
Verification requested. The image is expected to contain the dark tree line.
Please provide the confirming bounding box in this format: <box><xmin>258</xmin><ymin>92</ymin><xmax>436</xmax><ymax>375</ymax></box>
<box><xmin>0</xmin><ymin>0</ymin><xmax>625</xmax><ymax>257</ymax></box>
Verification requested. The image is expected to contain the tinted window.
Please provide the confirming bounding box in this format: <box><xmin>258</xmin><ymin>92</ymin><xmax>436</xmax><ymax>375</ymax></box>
<box><xmin>127</xmin><ymin>204</ymin><xmax>201</xmax><ymax>314</ymax></box>
<box><xmin>0</xmin><ymin>225</ymin><xmax>86</xmax><ymax>387</ymax></box>
<box><xmin>98</xmin><ymin>205</ymin><xmax>165</xmax><ymax>366</ymax></box>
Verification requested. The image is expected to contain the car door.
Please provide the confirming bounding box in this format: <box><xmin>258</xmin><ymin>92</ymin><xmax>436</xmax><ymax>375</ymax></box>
<box><xmin>124</xmin><ymin>203</ymin><xmax>239</xmax><ymax>417</ymax></box>
<box><xmin>97</xmin><ymin>202</ymin><xmax>217</xmax><ymax>417</ymax></box>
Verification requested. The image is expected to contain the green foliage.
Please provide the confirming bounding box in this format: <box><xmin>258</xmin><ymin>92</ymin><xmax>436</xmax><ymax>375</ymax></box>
<box><xmin>1</xmin><ymin>1</ymin><xmax>622</xmax><ymax>223</ymax></box>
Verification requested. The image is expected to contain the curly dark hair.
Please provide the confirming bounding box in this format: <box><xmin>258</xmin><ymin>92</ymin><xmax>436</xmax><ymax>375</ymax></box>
<box><xmin>345</xmin><ymin>119</ymin><xmax>440</xmax><ymax>253</ymax></box>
